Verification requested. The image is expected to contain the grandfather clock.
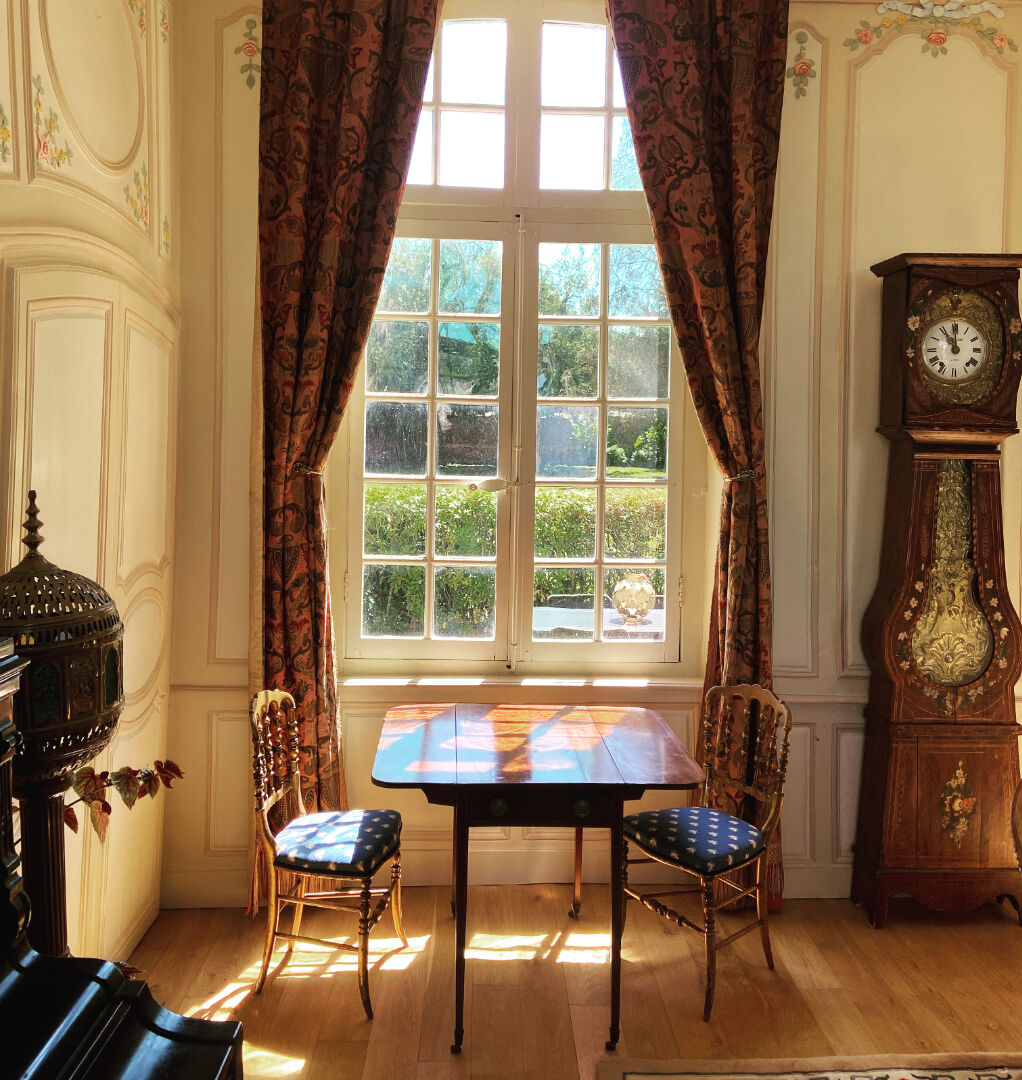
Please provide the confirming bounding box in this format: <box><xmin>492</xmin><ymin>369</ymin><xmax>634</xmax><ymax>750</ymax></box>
<box><xmin>853</xmin><ymin>253</ymin><xmax>1022</xmax><ymax>927</ymax></box>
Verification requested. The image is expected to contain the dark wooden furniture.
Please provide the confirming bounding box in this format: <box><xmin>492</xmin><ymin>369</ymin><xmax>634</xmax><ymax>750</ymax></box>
<box><xmin>853</xmin><ymin>254</ymin><xmax>1022</xmax><ymax>927</ymax></box>
<box><xmin>250</xmin><ymin>689</ymin><xmax>406</xmax><ymax>1017</ymax></box>
<box><xmin>371</xmin><ymin>702</ymin><xmax>703</xmax><ymax>1053</ymax></box>
<box><xmin>622</xmin><ymin>684</ymin><xmax>793</xmax><ymax>1021</ymax></box>
<box><xmin>0</xmin><ymin>639</ymin><xmax>244</xmax><ymax>1078</ymax></box>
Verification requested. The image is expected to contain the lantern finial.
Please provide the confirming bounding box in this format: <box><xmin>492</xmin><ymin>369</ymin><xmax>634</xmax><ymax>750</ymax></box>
<box><xmin>22</xmin><ymin>490</ymin><xmax>44</xmax><ymax>556</ymax></box>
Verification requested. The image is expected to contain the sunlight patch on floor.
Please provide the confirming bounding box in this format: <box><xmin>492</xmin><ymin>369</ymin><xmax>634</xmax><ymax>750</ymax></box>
<box><xmin>242</xmin><ymin>1046</ymin><xmax>305</xmax><ymax>1076</ymax></box>
<box><xmin>556</xmin><ymin>931</ymin><xmax>610</xmax><ymax>964</ymax></box>
<box><xmin>465</xmin><ymin>931</ymin><xmax>549</xmax><ymax>961</ymax></box>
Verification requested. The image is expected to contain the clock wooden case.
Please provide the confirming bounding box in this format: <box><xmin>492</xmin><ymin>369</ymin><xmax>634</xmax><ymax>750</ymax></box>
<box><xmin>853</xmin><ymin>253</ymin><xmax>1022</xmax><ymax>927</ymax></box>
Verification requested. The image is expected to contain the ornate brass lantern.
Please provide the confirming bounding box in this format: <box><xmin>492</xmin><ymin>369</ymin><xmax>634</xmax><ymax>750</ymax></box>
<box><xmin>0</xmin><ymin>492</ymin><xmax>123</xmax><ymax>954</ymax></box>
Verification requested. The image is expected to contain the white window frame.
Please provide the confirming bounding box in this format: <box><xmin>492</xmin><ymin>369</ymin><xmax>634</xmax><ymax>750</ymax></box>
<box><xmin>329</xmin><ymin>0</ymin><xmax>708</xmax><ymax>676</ymax></box>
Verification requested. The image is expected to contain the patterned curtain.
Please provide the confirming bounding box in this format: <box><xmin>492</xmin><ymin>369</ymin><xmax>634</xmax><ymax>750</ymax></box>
<box><xmin>259</xmin><ymin>0</ymin><xmax>438</xmax><ymax>812</ymax></box>
<box><xmin>608</xmin><ymin>0</ymin><xmax>787</xmax><ymax>903</ymax></box>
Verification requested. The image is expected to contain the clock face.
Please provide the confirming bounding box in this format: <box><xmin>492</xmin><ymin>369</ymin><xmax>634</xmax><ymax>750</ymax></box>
<box><xmin>920</xmin><ymin>318</ymin><xmax>988</xmax><ymax>382</ymax></box>
<box><xmin>914</xmin><ymin>289</ymin><xmax>1004</xmax><ymax>406</ymax></box>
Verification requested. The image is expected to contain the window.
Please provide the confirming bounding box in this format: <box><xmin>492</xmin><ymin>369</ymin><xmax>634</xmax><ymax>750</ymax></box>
<box><xmin>333</xmin><ymin>0</ymin><xmax>706</xmax><ymax>673</ymax></box>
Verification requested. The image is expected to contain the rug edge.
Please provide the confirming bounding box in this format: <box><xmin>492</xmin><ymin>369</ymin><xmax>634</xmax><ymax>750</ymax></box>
<box><xmin>595</xmin><ymin>1052</ymin><xmax>1022</xmax><ymax>1080</ymax></box>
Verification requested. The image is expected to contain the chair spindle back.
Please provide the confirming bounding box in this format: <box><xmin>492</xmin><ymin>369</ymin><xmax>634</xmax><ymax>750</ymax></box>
<box><xmin>701</xmin><ymin>683</ymin><xmax>792</xmax><ymax>836</ymax></box>
<box><xmin>251</xmin><ymin>690</ymin><xmax>302</xmax><ymax>822</ymax></box>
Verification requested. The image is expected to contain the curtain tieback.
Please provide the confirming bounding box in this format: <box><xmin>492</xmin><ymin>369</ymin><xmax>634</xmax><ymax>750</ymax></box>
<box><xmin>725</xmin><ymin>468</ymin><xmax>754</xmax><ymax>483</ymax></box>
<box><xmin>291</xmin><ymin>462</ymin><xmax>323</xmax><ymax>477</ymax></box>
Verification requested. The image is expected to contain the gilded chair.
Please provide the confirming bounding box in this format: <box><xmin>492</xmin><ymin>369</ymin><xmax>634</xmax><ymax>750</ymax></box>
<box><xmin>621</xmin><ymin>683</ymin><xmax>792</xmax><ymax>1021</ymax></box>
<box><xmin>250</xmin><ymin>690</ymin><xmax>407</xmax><ymax>1018</ymax></box>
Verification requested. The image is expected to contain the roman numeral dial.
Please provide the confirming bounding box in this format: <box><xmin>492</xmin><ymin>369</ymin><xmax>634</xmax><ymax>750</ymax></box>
<box><xmin>920</xmin><ymin>317</ymin><xmax>987</xmax><ymax>382</ymax></box>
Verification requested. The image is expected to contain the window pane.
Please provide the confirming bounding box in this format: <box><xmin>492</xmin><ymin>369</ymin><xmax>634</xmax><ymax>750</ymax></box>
<box><xmin>537</xmin><ymin>324</ymin><xmax>598</xmax><ymax>398</ymax></box>
<box><xmin>612</xmin><ymin>55</ymin><xmax>626</xmax><ymax>108</ymax></box>
<box><xmin>378</xmin><ymin>238</ymin><xmax>431</xmax><ymax>313</ymax></box>
<box><xmin>434</xmin><ymin>566</ymin><xmax>496</xmax><ymax>639</ymax></box>
<box><xmin>604</xmin><ymin>567</ymin><xmax>664</xmax><ymax>640</ymax></box>
<box><xmin>607</xmin><ymin>325</ymin><xmax>670</xmax><ymax>399</ymax></box>
<box><xmin>363</xmin><ymin>484</ymin><xmax>426</xmax><ymax>556</ymax></box>
<box><xmin>439</xmin><ymin>322</ymin><xmax>499</xmax><ymax>395</ymax></box>
<box><xmin>607</xmin><ymin>407</ymin><xmax>667</xmax><ymax>478</ymax></box>
<box><xmin>435</xmin><ymin>486</ymin><xmax>497</xmax><ymax>557</ymax></box>
<box><xmin>537</xmin><ymin>406</ymin><xmax>598</xmax><ymax>479</ymax></box>
<box><xmin>439</xmin><ymin>112</ymin><xmax>505</xmax><ymax>188</ymax></box>
<box><xmin>538</xmin><ymin>243</ymin><xmax>600</xmax><ymax>317</ymax></box>
<box><xmin>441</xmin><ymin>21</ymin><xmax>507</xmax><ymax>105</ymax></box>
<box><xmin>436</xmin><ymin>403</ymin><xmax>498</xmax><ymax>477</ymax></box>
<box><xmin>533</xmin><ymin>568</ymin><xmax>596</xmax><ymax>641</ymax></box>
<box><xmin>365</xmin><ymin>402</ymin><xmax>427</xmax><ymax>475</ymax></box>
<box><xmin>534</xmin><ymin>487</ymin><xmax>596</xmax><ymax>559</ymax></box>
<box><xmin>540</xmin><ymin>114</ymin><xmax>604</xmax><ymax>190</ymax></box>
<box><xmin>609</xmin><ymin>244</ymin><xmax>668</xmax><ymax>317</ymax></box>
<box><xmin>363</xmin><ymin>565</ymin><xmax>425</xmax><ymax>637</ymax></box>
<box><xmin>542</xmin><ymin>23</ymin><xmax>606</xmax><ymax>107</ymax></box>
<box><xmin>604</xmin><ymin>486</ymin><xmax>666</xmax><ymax>559</ymax></box>
<box><xmin>439</xmin><ymin>240</ymin><xmax>503</xmax><ymax>314</ymax></box>
<box><xmin>407</xmin><ymin>110</ymin><xmax>433</xmax><ymax>185</ymax></box>
<box><xmin>365</xmin><ymin>320</ymin><xmax>428</xmax><ymax>394</ymax></box>
<box><xmin>610</xmin><ymin>115</ymin><xmax>641</xmax><ymax>190</ymax></box>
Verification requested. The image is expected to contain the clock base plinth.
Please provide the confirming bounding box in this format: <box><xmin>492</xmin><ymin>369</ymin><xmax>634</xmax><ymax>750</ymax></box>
<box><xmin>851</xmin><ymin>862</ymin><xmax>1022</xmax><ymax>929</ymax></box>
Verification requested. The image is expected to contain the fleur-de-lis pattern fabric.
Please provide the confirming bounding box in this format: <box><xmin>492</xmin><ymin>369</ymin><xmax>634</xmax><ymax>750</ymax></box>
<box><xmin>273</xmin><ymin>809</ymin><xmax>402</xmax><ymax>876</ymax></box>
<box><xmin>258</xmin><ymin>0</ymin><xmax>439</xmax><ymax>812</ymax></box>
<box><xmin>607</xmin><ymin>0</ymin><xmax>787</xmax><ymax>906</ymax></box>
<box><xmin>624</xmin><ymin>806</ymin><xmax>765</xmax><ymax>876</ymax></box>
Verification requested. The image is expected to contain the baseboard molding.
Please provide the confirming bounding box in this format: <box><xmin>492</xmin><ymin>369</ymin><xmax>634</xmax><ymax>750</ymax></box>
<box><xmin>160</xmin><ymin>868</ymin><xmax>250</xmax><ymax>909</ymax></box>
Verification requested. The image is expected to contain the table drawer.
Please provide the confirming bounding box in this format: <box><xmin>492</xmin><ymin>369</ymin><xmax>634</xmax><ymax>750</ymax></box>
<box><xmin>465</xmin><ymin>788</ymin><xmax>615</xmax><ymax>827</ymax></box>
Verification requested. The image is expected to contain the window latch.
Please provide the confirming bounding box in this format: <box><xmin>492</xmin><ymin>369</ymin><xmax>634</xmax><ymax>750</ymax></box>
<box><xmin>467</xmin><ymin>477</ymin><xmax>512</xmax><ymax>494</ymax></box>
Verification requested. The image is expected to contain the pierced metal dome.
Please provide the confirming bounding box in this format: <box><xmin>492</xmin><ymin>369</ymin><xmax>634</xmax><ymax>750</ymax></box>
<box><xmin>0</xmin><ymin>491</ymin><xmax>124</xmax><ymax>791</ymax></box>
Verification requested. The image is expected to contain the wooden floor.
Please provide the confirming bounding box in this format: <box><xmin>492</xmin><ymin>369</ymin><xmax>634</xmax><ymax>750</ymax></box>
<box><xmin>129</xmin><ymin>885</ymin><xmax>1022</xmax><ymax>1079</ymax></box>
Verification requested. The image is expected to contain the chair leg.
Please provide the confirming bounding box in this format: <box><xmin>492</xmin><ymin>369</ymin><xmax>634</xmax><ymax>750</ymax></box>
<box><xmin>756</xmin><ymin>854</ymin><xmax>774</xmax><ymax>970</ymax></box>
<box><xmin>391</xmin><ymin>853</ymin><xmax>408</xmax><ymax>948</ymax></box>
<box><xmin>284</xmin><ymin>875</ymin><xmax>306</xmax><ymax>959</ymax></box>
<box><xmin>701</xmin><ymin>877</ymin><xmax>716</xmax><ymax>1022</ymax></box>
<box><xmin>358</xmin><ymin>876</ymin><xmax>374</xmax><ymax>1020</ymax></box>
<box><xmin>255</xmin><ymin>865</ymin><xmax>278</xmax><ymax>994</ymax></box>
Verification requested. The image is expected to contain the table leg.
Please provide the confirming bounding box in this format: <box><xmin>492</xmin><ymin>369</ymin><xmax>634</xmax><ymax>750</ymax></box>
<box><xmin>451</xmin><ymin>795</ymin><xmax>469</xmax><ymax>1054</ymax></box>
<box><xmin>451</xmin><ymin>801</ymin><xmax>459</xmax><ymax>918</ymax></box>
<box><xmin>606</xmin><ymin>809</ymin><xmax>623</xmax><ymax>1051</ymax></box>
<box><xmin>569</xmin><ymin>827</ymin><xmax>583</xmax><ymax>919</ymax></box>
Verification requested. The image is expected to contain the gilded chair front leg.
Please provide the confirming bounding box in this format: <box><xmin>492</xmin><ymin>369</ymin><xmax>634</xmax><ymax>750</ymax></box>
<box><xmin>285</xmin><ymin>872</ymin><xmax>304</xmax><ymax>959</ymax></box>
<box><xmin>756</xmin><ymin>853</ymin><xmax>774</xmax><ymax>970</ymax></box>
<box><xmin>701</xmin><ymin>877</ymin><xmax>716</xmax><ymax>1022</ymax></box>
<box><xmin>358</xmin><ymin>876</ymin><xmax>374</xmax><ymax>1020</ymax></box>
<box><xmin>391</xmin><ymin>853</ymin><xmax>408</xmax><ymax>948</ymax></box>
<box><xmin>255</xmin><ymin>863</ymin><xmax>278</xmax><ymax>993</ymax></box>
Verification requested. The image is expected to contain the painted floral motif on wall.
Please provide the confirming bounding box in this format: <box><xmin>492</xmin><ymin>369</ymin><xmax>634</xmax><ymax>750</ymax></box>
<box><xmin>124</xmin><ymin>162</ymin><xmax>150</xmax><ymax>230</ymax></box>
<box><xmin>160</xmin><ymin>4</ymin><xmax>169</xmax><ymax>43</ymax></box>
<box><xmin>128</xmin><ymin>0</ymin><xmax>147</xmax><ymax>37</ymax></box>
<box><xmin>939</xmin><ymin>760</ymin><xmax>977</xmax><ymax>846</ymax></box>
<box><xmin>0</xmin><ymin>104</ymin><xmax>11</xmax><ymax>163</ymax></box>
<box><xmin>845</xmin><ymin>1</ymin><xmax>1017</xmax><ymax>57</ymax></box>
<box><xmin>32</xmin><ymin>76</ymin><xmax>72</xmax><ymax>170</ymax></box>
<box><xmin>787</xmin><ymin>31</ymin><xmax>817</xmax><ymax>98</ymax></box>
<box><xmin>162</xmin><ymin>214</ymin><xmax>171</xmax><ymax>255</ymax></box>
<box><xmin>236</xmin><ymin>18</ymin><xmax>261</xmax><ymax>89</ymax></box>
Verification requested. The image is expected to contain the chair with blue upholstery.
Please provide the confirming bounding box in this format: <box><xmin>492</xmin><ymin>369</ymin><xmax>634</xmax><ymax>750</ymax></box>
<box><xmin>621</xmin><ymin>683</ymin><xmax>792</xmax><ymax>1021</ymax></box>
<box><xmin>250</xmin><ymin>690</ymin><xmax>406</xmax><ymax>1018</ymax></box>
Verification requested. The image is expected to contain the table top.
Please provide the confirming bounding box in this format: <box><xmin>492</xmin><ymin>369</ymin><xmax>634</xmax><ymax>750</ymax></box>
<box><xmin>371</xmin><ymin>702</ymin><xmax>703</xmax><ymax>792</ymax></box>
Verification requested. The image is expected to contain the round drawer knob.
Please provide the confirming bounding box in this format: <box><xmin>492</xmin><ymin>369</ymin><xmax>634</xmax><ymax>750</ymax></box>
<box><xmin>489</xmin><ymin>797</ymin><xmax>508</xmax><ymax>818</ymax></box>
<box><xmin>572</xmin><ymin>797</ymin><xmax>592</xmax><ymax>819</ymax></box>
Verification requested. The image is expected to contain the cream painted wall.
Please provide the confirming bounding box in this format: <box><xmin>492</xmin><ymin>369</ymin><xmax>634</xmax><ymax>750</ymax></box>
<box><xmin>0</xmin><ymin>0</ymin><xmax>178</xmax><ymax>958</ymax></box>
<box><xmin>133</xmin><ymin>0</ymin><xmax>1022</xmax><ymax>909</ymax></box>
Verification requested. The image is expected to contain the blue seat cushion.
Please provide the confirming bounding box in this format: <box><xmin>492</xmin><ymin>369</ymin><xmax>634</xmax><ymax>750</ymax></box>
<box><xmin>274</xmin><ymin>809</ymin><xmax>401</xmax><ymax>877</ymax></box>
<box><xmin>623</xmin><ymin>806</ymin><xmax>764</xmax><ymax>877</ymax></box>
